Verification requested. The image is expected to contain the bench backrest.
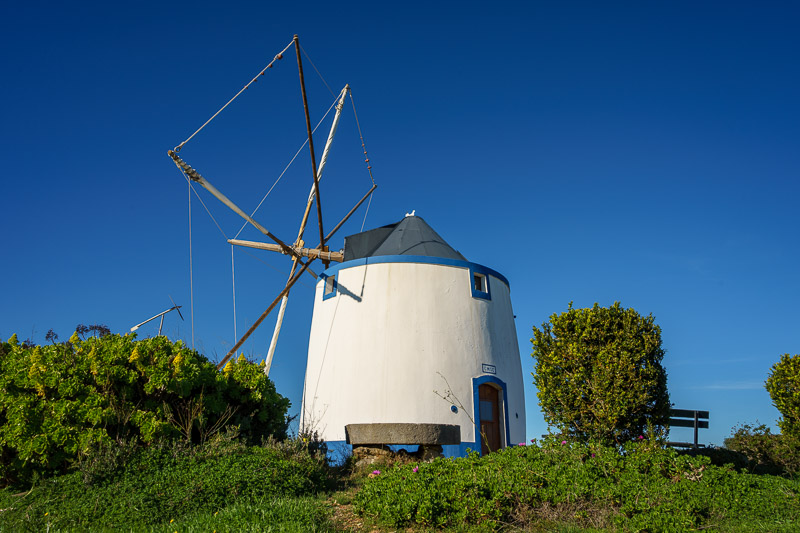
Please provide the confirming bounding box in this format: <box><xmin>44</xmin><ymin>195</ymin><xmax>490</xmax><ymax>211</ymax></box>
<box><xmin>669</xmin><ymin>409</ymin><xmax>709</xmax><ymax>429</ymax></box>
<box><xmin>668</xmin><ymin>409</ymin><xmax>709</xmax><ymax>448</ymax></box>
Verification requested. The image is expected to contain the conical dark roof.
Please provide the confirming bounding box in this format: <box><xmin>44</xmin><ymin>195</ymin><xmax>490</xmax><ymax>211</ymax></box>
<box><xmin>343</xmin><ymin>216</ymin><xmax>466</xmax><ymax>262</ymax></box>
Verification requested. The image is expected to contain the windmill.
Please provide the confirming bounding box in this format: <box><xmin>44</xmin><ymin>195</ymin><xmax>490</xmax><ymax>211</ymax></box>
<box><xmin>168</xmin><ymin>35</ymin><xmax>526</xmax><ymax>458</ymax></box>
<box><xmin>130</xmin><ymin>296</ymin><xmax>184</xmax><ymax>336</ymax></box>
<box><xmin>168</xmin><ymin>35</ymin><xmax>375</xmax><ymax>373</ymax></box>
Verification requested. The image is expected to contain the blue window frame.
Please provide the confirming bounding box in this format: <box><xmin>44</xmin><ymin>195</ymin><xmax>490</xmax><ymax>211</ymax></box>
<box><xmin>469</xmin><ymin>266</ymin><xmax>491</xmax><ymax>300</ymax></box>
<box><xmin>322</xmin><ymin>273</ymin><xmax>337</xmax><ymax>300</ymax></box>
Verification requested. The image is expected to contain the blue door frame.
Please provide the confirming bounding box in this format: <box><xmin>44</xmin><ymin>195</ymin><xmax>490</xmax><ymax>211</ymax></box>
<box><xmin>472</xmin><ymin>375</ymin><xmax>510</xmax><ymax>453</ymax></box>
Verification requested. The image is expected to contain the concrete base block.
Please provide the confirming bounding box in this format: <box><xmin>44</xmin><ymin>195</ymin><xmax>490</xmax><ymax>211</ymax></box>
<box><xmin>345</xmin><ymin>423</ymin><xmax>461</xmax><ymax>446</ymax></box>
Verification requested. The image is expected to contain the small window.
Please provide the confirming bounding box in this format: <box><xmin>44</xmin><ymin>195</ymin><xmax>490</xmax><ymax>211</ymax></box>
<box><xmin>474</xmin><ymin>273</ymin><xmax>486</xmax><ymax>293</ymax></box>
<box><xmin>470</xmin><ymin>268</ymin><xmax>490</xmax><ymax>300</ymax></box>
<box><xmin>322</xmin><ymin>273</ymin><xmax>337</xmax><ymax>300</ymax></box>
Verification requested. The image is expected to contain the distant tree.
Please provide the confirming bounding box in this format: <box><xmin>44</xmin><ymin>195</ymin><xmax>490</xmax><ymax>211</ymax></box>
<box><xmin>75</xmin><ymin>324</ymin><xmax>111</xmax><ymax>339</ymax></box>
<box><xmin>765</xmin><ymin>353</ymin><xmax>800</xmax><ymax>438</ymax></box>
<box><xmin>532</xmin><ymin>302</ymin><xmax>670</xmax><ymax>444</ymax></box>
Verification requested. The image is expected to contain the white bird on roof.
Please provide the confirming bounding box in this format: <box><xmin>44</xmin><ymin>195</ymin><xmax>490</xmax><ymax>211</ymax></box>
<box><xmin>405</xmin><ymin>209</ymin><xmax>416</xmax><ymax>217</ymax></box>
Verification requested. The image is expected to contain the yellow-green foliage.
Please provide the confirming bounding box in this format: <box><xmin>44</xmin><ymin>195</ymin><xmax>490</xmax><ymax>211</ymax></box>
<box><xmin>766</xmin><ymin>353</ymin><xmax>800</xmax><ymax>439</ymax></box>
<box><xmin>0</xmin><ymin>333</ymin><xmax>289</xmax><ymax>486</ymax></box>
<box><xmin>532</xmin><ymin>302</ymin><xmax>670</xmax><ymax>444</ymax></box>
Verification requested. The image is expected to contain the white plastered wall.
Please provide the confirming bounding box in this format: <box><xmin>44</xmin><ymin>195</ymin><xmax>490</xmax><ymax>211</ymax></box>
<box><xmin>301</xmin><ymin>260</ymin><xmax>526</xmax><ymax>448</ymax></box>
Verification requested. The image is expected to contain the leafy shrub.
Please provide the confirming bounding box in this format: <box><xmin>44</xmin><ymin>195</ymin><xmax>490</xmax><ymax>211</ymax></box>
<box><xmin>531</xmin><ymin>302</ymin><xmax>670</xmax><ymax>444</ymax></box>
<box><xmin>766</xmin><ymin>353</ymin><xmax>800</xmax><ymax>438</ymax></box>
<box><xmin>0</xmin><ymin>333</ymin><xmax>290</xmax><ymax>486</ymax></box>
<box><xmin>677</xmin><ymin>445</ymin><xmax>752</xmax><ymax>472</ymax></box>
<box><xmin>0</xmin><ymin>436</ymin><xmax>329</xmax><ymax>530</ymax></box>
<box><xmin>724</xmin><ymin>424</ymin><xmax>800</xmax><ymax>477</ymax></box>
<box><xmin>353</xmin><ymin>439</ymin><xmax>800</xmax><ymax>531</ymax></box>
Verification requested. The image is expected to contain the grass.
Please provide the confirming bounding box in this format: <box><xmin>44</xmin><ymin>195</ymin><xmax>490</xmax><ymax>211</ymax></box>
<box><xmin>146</xmin><ymin>496</ymin><xmax>335</xmax><ymax>533</ymax></box>
<box><xmin>0</xmin><ymin>436</ymin><xmax>331</xmax><ymax>532</ymax></box>
<box><xmin>352</xmin><ymin>439</ymin><xmax>800</xmax><ymax>532</ymax></box>
<box><xmin>1</xmin><ymin>438</ymin><xmax>799</xmax><ymax>532</ymax></box>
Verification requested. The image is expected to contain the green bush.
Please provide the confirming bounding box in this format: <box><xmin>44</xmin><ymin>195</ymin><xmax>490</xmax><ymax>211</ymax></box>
<box><xmin>677</xmin><ymin>445</ymin><xmax>752</xmax><ymax>472</ymax></box>
<box><xmin>0</xmin><ymin>436</ymin><xmax>330</xmax><ymax>531</ymax></box>
<box><xmin>724</xmin><ymin>424</ymin><xmax>800</xmax><ymax>477</ymax></box>
<box><xmin>531</xmin><ymin>302</ymin><xmax>670</xmax><ymax>444</ymax></box>
<box><xmin>766</xmin><ymin>353</ymin><xmax>800</xmax><ymax>438</ymax></box>
<box><xmin>0</xmin><ymin>333</ymin><xmax>290</xmax><ymax>486</ymax></box>
<box><xmin>353</xmin><ymin>439</ymin><xmax>800</xmax><ymax>531</ymax></box>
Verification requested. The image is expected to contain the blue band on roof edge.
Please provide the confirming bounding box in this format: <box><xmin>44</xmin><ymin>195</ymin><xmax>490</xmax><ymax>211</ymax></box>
<box><xmin>320</xmin><ymin>255</ymin><xmax>510</xmax><ymax>289</ymax></box>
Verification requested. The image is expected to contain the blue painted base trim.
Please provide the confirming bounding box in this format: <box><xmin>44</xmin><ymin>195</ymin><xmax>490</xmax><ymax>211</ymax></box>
<box><xmin>324</xmin><ymin>440</ymin><xmax>480</xmax><ymax>463</ymax></box>
<box><xmin>442</xmin><ymin>442</ymin><xmax>479</xmax><ymax>457</ymax></box>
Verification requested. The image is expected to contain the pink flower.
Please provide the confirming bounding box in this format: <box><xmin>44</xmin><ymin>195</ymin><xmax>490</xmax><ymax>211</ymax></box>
<box><xmin>372</xmin><ymin>470</ymin><xmax>381</xmax><ymax>475</ymax></box>
<box><xmin>412</xmin><ymin>466</ymin><xmax>419</xmax><ymax>473</ymax></box>
<box><xmin>638</xmin><ymin>435</ymin><xmax>645</xmax><ymax>440</ymax></box>
<box><xmin>518</xmin><ymin>442</ymin><xmax>525</xmax><ymax>446</ymax></box>
<box><xmin>530</xmin><ymin>438</ymin><xmax>536</xmax><ymax>443</ymax></box>
<box><xmin>561</xmin><ymin>440</ymin><xmax>567</xmax><ymax>445</ymax></box>
<box><xmin>591</xmin><ymin>453</ymin><xmax>596</xmax><ymax>457</ymax></box>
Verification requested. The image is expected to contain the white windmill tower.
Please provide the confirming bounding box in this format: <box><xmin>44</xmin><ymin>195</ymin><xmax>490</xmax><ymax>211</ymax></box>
<box><xmin>168</xmin><ymin>36</ymin><xmax>525</xmax><ymax>458</ymax></box>
<box><xmin>301</xmin><ymin>214</ymin><xmax>526</xmax><ymax>457</ymax></box>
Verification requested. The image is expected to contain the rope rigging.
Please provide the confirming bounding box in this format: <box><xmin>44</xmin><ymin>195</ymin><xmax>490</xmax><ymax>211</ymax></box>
<box><xmin>188</xmin><ymin>182</ymin><xmax>194</xmax><ymax>349</ymax></box>
<box><xmin>174</xmin><ymin>39</ymin><xmax>295</xmax><ymax>153</ymax></box>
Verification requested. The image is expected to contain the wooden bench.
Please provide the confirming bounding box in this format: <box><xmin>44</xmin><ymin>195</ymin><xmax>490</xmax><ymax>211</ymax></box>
<box><xmin>667</xmin><ymin>409</ymin><xmax>709</xmax><ymax>448</ymax></box>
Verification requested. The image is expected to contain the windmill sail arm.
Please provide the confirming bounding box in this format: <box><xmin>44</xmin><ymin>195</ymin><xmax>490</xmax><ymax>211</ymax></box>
<box><xmin>309</xmin><ymin>85</ymin><xmax>348</xmax><ymax>202</ymax></box>
<box><xmin>264</xmin><ymin>295</ymin><xmax>289</xmax><ymax>375</ymax></box>
<box><xmin>227</xmin><ymin>239</ymin><xmax>343</xmax><ymax>262</ymax></box>
<box><xmin>168</xmin><ymin>150</ymin><xmax>317</xmax><ymax>278</ymax></box>
<box><xmin>293</xmin><ymin>36</ymin><xmax>326</xmax><ymax>254</ymax></box>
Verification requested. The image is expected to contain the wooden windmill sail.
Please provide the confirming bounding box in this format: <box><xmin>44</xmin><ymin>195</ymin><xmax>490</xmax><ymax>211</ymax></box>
<box><xmin>168</xmin><ymin>35</ymin><xmax>376</xmax><ymax>372</ymax></box>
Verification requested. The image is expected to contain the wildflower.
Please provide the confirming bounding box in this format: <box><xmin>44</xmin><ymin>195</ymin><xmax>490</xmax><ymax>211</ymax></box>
<box><xmin>591</xmin><ymin>453</ymin><xmax>596</xmax><ymax>457</ymax></box>
<box><xmin>44</xmin><ymin>512</ymin><xmax>49</xmax><ymax>516</ymax></box>
<box><xmin>518</xmin><ymin>442</ymin><xmax>525</xmax><ymax>446</ymax></box>
<box><xmin>638</xmin><ymin>435</ymin><xmax>645</xmax><ymax>440</ymax></box>
<box><xmin>170</xmin><ymin>519</ymin><xmax>175</xmax><ymax>523</ymax></box>
<box><xmin>530</xmin><ymin>438</ymin><xmax>536</xmax><ymax>443</ymax></box>
<box><xmin>412</xmin><ymin>466</ymin><xmax>419</xmax><ymax>473</ymax></box>
<box><xmin>561</xmin><ymin>440</ymin><xmax>567</xmax><ymax>445</ymax></box>
<box><xmin>223</xmin><ymin>361</ymin><xmax>233</xmax><ymax>374</ymax></box>
<box><xmin>372</xmin><ymin>470</ymin><xmax>381</xmax><ymax>475</ymax></box>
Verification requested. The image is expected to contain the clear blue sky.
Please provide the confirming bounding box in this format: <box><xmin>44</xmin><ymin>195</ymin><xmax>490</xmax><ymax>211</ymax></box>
<box><xmin>1</xmin><ymin>1</ymin><xmax>797</xmax><ymax>446</ymax></box>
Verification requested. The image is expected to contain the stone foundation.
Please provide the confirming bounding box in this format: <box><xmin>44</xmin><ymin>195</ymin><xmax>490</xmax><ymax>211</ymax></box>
<box><xmin>345</xmin><ymin>423</ymin><xmax>460</xmax><ymax>446</ymax></box>
<box><xmin>345</xmin><ymin>423</ymin><xmax>461</xmax><ymax>467</ymax></box>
